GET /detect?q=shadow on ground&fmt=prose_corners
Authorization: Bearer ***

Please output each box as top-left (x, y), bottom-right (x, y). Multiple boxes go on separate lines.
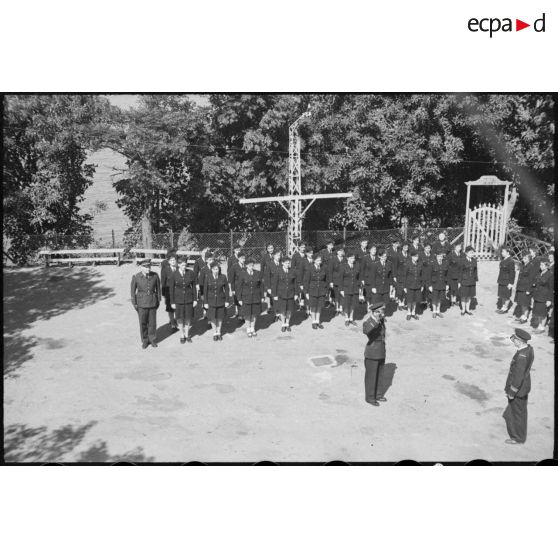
top-left (3, 267), bottom-right (115, 378)
top-left (4, 422), bottom-right (154, 463)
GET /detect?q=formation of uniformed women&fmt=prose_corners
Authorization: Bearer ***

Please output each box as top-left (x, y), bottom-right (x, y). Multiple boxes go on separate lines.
top-left (131, 239), bottom-right (554, 347)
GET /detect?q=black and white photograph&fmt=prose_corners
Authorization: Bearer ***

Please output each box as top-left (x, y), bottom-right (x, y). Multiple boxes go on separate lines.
top-left (3, 93), bottom-right (555, 463)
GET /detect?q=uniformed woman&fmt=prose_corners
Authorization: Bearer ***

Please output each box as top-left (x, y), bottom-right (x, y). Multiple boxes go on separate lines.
top-left (458, 246), bottom-right (478, 316)
top-left (238, 257), bottom-right (265, 337)
top-left (304, 253), bottom-right (328, 329)
top-left (264, 250), bottom-right (282, 318)
top-left (496, 246), bottom-right (516, 314)
top-left (340, 253), bottom-right (361, 326)
top-left (329, 246), bottom-right (345, 316)
top-left (531, 259), bottom-right (552, 334)
top-left (427, 252), bottom-right (449, 318)
top-left (299, 246), bottom-right (315, 317)
top-left (160, 250), bottom-right (179, 330)
top-left (272, 257), bottom-right (299, 332)
top-left (403, 251), bottom-right (423, 320)
top-left (228, 251), bottom-right (246, 321)
top-left (395, 242), bottom-right (410, 310)
top-left (169, 256), bottom-right (196, 343)
top-left (370, 250), bottom-right (392, 305)
top-left (447, 243), bottom-right (464, 308)
top-left (512, 252), bottom-right (535, 324)
top-left (361, 244), bottom-right (378, 304)
top-left (203, 259), bottom-right (230, 341)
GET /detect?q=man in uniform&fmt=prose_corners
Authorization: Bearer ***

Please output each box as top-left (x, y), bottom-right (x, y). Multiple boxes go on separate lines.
top-left (496, 246), bottom-right (516, 314)
top-left (363, 302), bottom-right (387, 407)
top-left (130, 259), bottom-right (161, 349)
top-left (503, 328), bottom-right (535, 444)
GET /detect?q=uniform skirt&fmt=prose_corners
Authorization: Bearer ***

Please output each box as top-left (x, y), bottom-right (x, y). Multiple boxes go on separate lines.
top-left (498, 285), bottom-right (512, 299)
top-left (460, 285), bottom-right (476, 299)
top-left (207, 305), bottom-right (225, 322)
top-left (276, 297), bottom-right (295, 315)
top-left (162, 286), bottom-right (173, 312)
top-left (431, 288), bottom-right (446, 304)
top-left (308, 295), bottom-right (325, 313)
top-left (342, 293), bottom-right (359, 314)
top-left (396, 283), bottom-right (406, 299)
top-left (448, 278), bottom-right (459, 294)
top-left (371, 291), bottom-right (390, 304)
top-left (514, 290), bottom-right (531, 308)
top-left (242, 302), bottom-right (261, 320)
top-left (406, 288), bottom-right (422, 304)
top-left (175, 302), bottom-right (194, 323)
top-left (532, 300), bottom-right (548, 318)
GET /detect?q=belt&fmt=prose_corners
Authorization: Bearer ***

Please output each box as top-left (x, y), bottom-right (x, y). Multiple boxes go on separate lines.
top-left (514, 395), bottom-right (528, 400)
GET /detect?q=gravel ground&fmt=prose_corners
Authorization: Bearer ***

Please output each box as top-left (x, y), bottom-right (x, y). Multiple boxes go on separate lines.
top-left (3, 261), bottom-right (554, 462)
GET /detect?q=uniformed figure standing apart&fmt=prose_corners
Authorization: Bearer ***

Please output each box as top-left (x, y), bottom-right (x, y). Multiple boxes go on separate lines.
top-left (447, 243), bottom-right (464, 308)
top-left (403, 251), bottom-right (423, 321)
top-left (228, 251), bottom-right (246, 321)
top-left (370, 250), bottom-right (392, 305)
top-left (512, 252), bottom-right (535, 324)
top-left (395, 243), bottom-right (410, 310)
top-left (340, 253), bottom-right (362, 326)
top-left (496, 246), bottom-right (516, 314)
top-left (363, 302), bottom-right (388, 407)
top-left (169, 256), bottom-right (196, 343)
top-left (203, 260), bottom-right (230, 341)
top-left (238, 257), bottom-right (265, 337)
top-left (329, 246), bottom-right (346, 316)
top-left (160, 250), bottom-right (179, 330)
top-left (130, 259), bottom-right (161, 349)
top-left (531, 258), bottom-right (552, 335)
top-left (426, 252), bottom-right (449, 318)
top-left (458, 246), bottom-right (478, 316)
top-left (304, 253), bottom-right (328, 330)
top-left (503, 328), bottom-right (534, 444)
top-left (272, 257), bottom-right (299, 332)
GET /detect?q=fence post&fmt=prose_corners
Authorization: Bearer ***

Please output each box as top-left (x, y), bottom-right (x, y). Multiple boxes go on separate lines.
top-left (112, 229), bottom-right (115, 248)
top-left (230, 230), bottom-right (233, 257)
top-left (343, 227), bottom-right (346, 243)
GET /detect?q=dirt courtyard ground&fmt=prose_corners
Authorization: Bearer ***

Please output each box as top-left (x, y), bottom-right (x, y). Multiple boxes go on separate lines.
top-left (3, 261), bottom-right (555, 463)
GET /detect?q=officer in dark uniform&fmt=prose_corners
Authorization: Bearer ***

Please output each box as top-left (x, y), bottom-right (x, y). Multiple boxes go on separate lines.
top-left (261, 243), bottom-right (275, 276)
top-left (272, 257), bottom-right (299, 332)
top-left (361, 245), bottom-right (378, 304)
top-left (329, 246), bottom-right (345, 316)
top-left (447, 243), bottom-right (464, 308)
top-left (130, 259), bottom-right (161, 348)
top-left (458, 246), bottom-right (478, 316)
top-left (496, 246), bottom-right (516, 314)
top-left (426, 252), bottom-right (449, 318)
top-left (203, 260), bottom-right (230, 341)
top-left (370, 250), bottom-right (392, 305)
top-left (160, 250), bottom-right (178, 330)
top-left (512, 252), bottom-right (536, 324)
top-left (503, 328), bottom-right (535, 444)
top-left (238, 257), bottom-right (265, 337)
top-left (403, 251), bottom-right (423, 321)
top-left (228, 251), bottom-right (246, 320)
top-left (410, 236), bottom-right (421, 258)
top-left (340, 252), bottom-right (361, 326)
top-left (169, 256), bottom-right (197, 343)
top-left (362, 302), bottom-right (387, 407)
top-left (304, 253), bottom-right (328, 330)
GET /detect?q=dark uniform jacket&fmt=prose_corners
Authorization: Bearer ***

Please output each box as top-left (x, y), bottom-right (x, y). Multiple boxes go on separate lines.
top-left (198, 263), bottom-right (214, 291)
top-left (272, 268), bottom-right (299, 299)
top-left (421, 252), bottom-right (436, 278)
top-left (290, 251), bottom-right (305, 273)
top-left (404, 261), bottom-right (423, 290)
top-left (203, 273), bottom-right (230, 307)
top-left (459, 257), bottom-right (478, 286)
top-left (341, 262), bottom-right (361, 294)
top-left (304, 264), bottom-right (329, 297)
top-left (320, 248), bottom-right (335, 267)
top-left (160, 260), bottom-right (177, 293)
top-left (426, 261), bottom-right (448, 290)
top-left (497, 256), bottom-right (516, 286)
top-left (396, 252), bottom-right (410, 281)
top-left (505, 345), bottom-right (534, 398)
top-left (131, 271), bottom-right (161, 308)
top-left (193, 256), bottom-right (206, 284)
top-left (299, 257), bottom-right (314, 288)
top-left (363, 314), bottom-right (386, 360)
top-left (356, 247), bottom-right (368, 262)
top-left (361, 255), bottom-right (378, 284)
top-left (261, 252), bottom-right (275, 276)
top-left (432, 240), bottom-right (452, 258)
top-left (516, 263), bottom-right (536, 292)
top-left (329, 256), bottom-right (345, 286)
top-left (238, 269), bottom-right (264, 304)
top-left (448, 251), bottom-right (464, 280)
top-left (228, 262), bottom-right (245, 294)
top-left (264, 259), bottom-right (282, 291)
top-left (532, 270), bottom-right (552, 303)
top-left (169, 269), bottom-right (195, 305)
top-left (410, 243), bottom-right (422, 258)
top-left (386, 247), bottom-right (400, 268)
top-left (371, 261), bottom-right (392, 293)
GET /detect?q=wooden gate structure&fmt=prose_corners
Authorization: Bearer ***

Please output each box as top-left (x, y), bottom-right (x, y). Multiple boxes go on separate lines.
top-left (464, 175), bottom-right (512, 260)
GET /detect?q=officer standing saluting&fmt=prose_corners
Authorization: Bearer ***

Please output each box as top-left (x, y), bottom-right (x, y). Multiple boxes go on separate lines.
top-left (130, 259), bottom-right (161, 349)
top-left (362, 302), bottom-right (388, 407)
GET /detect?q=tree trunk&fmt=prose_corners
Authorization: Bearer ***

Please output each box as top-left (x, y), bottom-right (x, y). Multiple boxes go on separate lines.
top-left (142, 204), bottom-right (153, 249)
top-left (506, 187), bottom-right (518, 221)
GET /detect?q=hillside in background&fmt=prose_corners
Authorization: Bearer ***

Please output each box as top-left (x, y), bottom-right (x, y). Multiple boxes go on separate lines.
top-left (80, 149), bottom-right (129, 243)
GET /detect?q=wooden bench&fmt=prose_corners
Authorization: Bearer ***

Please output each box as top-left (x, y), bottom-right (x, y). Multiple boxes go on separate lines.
top-left (39, 248), bottom-right (125, 267)
top-left (130, 248), bottom-right (202, 268)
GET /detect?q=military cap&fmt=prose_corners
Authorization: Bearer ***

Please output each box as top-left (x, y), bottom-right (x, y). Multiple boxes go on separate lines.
top-left (370, 302), bottom-right (385, 311)
top-left (465, 245), bottom-right (475, 252)
top-left (139, 258), bottom-right (151, 266)
top-left (513, 328), bottom-right (531, 341)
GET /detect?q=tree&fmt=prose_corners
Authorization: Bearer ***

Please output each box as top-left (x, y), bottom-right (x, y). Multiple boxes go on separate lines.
top-left (3, 95), bottom-right (108, 264)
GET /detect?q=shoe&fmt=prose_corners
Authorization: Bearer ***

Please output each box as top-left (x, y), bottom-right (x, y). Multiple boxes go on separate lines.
top-left (318, 323), bottom-right (324, 329)
top-left (281, 326), bottom-right (286, 333)
top-left (312, 323), bottom-right (318, 330)
top-left (350, 320), bottom-right (357, 326)
top-left (247, 332), bottom-right (253, 338)
top-left (345, 320), bottom-right (350, 327)
top-left (218, 335), bottom-right (223, 341)
top-left (142, 341), bottom-right (149, 349)
top-left (186, 337), bottom-right (192, 343)
top-left (151, 342), bottom-right (158, 348)
top-left (180, 337), bottom-right (186, 344)
top-left (505, 438), bottom-right (523, 445)
top-left (461, 311), bottom-right (465, 316)
top-left (532, 329), bottom-right (544, 335)
top-left (519, 318), bottom-right (528, 324)
top-left (286, 326), bottom-right (292, 332)
top-left (465, 311), bottom-right (473, 315)
top-left (412, 315), bottom-right (419, 320)
top-left (432, 313), bottom-right (437, 319)
top-left (207, 323), bottom-right (212, 330)
top-left (252, 331), bottom-right (257, 337)
top-left (437, 313), bottom-right (444, 318)
top-left (213, 335), bottom-right (218, 341)
top-left (366, 399), bottom-right (380, 407)
top-left (406, 315), bottom-right (411, 321)
top-left (377, 397), bottom-right (387, 402)
top-left (267, 309), bottom-right (273, 314)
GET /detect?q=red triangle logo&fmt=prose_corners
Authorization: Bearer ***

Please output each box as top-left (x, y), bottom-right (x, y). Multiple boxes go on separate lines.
top-left (516, 19), bottom-right (530, 31)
